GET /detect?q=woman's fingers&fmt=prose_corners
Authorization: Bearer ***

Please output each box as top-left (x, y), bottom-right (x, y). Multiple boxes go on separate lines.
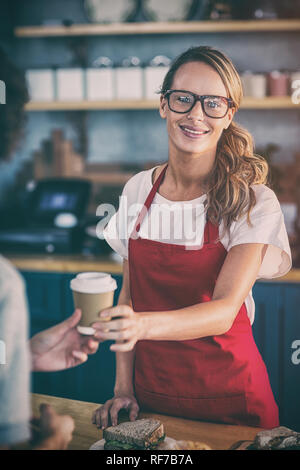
top-left (110, 340), bottom-right (136, 352)
top-left (94, 326), bottom-right (136, 342)
top-left (92, 406), bottom-right (102, 425)
top-left (109, 398), bottom-right (128, 427)
top-left (128, 401), bottom-right (139, 422)
top-left (92, 318), bottom-right (132, 333)
top-left (92, 403), bottom-right (104, 426)
top-left (99, 305), bottom-right (134, 320)
top-left (93, 402), bottom-right (111, 429)
top-left (92, 307), bottom-right (141, 350)
top-left (92, 397), bottom-right (137, 429)
top-left (99, 405), bottom-right (110, 429)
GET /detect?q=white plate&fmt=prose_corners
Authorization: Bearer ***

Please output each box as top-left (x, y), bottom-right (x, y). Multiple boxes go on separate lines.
top-left (144, 0), bottom-right (193, 22)
top-left (85, 0), bottom-right (135, 23)
top-left (89, 436), bottom-right (179, 450)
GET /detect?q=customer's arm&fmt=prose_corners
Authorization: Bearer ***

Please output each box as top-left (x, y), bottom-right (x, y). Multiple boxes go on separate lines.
top-left (30, 309), bottom-right (99, 372)
top-left (0, 260), bottom-right (31, 448)
top-left (0, 258), bottom-right (76, 450)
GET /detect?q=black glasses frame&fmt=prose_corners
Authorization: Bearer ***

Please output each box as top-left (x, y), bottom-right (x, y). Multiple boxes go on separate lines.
top-left (163, 89), bottom-right (234, 119)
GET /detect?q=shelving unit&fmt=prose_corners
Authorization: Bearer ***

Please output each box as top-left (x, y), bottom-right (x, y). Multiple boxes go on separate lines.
top-left (25, 96), bottom-right (298, 112)
top-left (14, 19), bottom-right (300, 37)
top-left (17, 19), bottom-right (300, 187)
top-left (19, 20), bottom-right (299, 113)
top-left (25, 99), bottom-right (160, 111)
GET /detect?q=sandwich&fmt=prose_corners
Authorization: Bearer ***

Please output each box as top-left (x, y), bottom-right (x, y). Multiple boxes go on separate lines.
top-left (103, 418), bottom-right (165, 450)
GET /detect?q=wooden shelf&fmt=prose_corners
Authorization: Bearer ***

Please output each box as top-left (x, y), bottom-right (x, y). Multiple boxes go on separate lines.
top-left (14, 20), bottom-right (300, 37)
top-left (25, 99), bottom-right (160, 111)
top-left (241, 96), bottom-right (299, 109)
top-left (7, 254), bottom-right (123, 274)
top-left (25, 96), bottom-right (299, 112)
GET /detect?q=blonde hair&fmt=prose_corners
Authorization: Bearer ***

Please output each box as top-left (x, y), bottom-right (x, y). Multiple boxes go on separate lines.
top-left (161, 46), bottom-right (269, 230)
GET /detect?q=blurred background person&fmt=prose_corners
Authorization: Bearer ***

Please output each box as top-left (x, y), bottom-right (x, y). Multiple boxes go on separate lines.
top-left (0, 46), bottom-right (99, 450)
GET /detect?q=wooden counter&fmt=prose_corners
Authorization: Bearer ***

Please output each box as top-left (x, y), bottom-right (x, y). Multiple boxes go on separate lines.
top-left (6, 253), bottom-right (300, 282)
top-left (31, 393), bottom-right (260, 450)
top-left (6, 254), bottom-right (123, 275)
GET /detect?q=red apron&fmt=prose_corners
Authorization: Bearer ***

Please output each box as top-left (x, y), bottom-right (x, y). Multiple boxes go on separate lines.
top-left (128, 164), bottom-right (279, 428)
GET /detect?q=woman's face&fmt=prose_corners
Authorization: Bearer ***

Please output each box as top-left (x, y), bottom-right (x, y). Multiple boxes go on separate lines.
top-left (160, 61), bottom-right (235, 158)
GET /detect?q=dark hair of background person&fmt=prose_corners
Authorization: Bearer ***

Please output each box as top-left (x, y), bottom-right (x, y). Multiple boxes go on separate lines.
top-left (0, 46), bottom-right (29, 162)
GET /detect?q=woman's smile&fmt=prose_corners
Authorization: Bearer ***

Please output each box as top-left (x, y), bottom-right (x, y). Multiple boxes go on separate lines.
top-left (179, 124), bottom-right (210, 140)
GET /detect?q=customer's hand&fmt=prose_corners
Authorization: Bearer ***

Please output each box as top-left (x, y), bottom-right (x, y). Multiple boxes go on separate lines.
top-left (31, 404), bottom-right (74, 450)
top-left (92, 394), bottom-right (139, 429)
top-left (92, 305), bottom-right (144, 352)
top-left (30, 309), bottom-right (100, 371)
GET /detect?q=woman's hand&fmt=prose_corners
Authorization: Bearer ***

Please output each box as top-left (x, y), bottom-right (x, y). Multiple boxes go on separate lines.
top-left (30, 309), bottom-right (100, 371)
top-left (92, 305), bottom-right (144, 352)
top-left (92, 394), bottom-right (139, 429)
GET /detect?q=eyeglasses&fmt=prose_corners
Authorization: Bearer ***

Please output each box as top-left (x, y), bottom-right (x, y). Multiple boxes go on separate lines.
top-left (163, 89), bottom-right (234, 119)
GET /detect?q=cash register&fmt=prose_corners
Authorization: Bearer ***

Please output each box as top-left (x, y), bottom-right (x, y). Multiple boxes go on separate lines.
top-left (0, 178), bottom-right (91, 254)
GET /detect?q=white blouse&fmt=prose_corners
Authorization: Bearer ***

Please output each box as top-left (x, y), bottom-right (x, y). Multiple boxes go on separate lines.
top-left (103, 166), bottom-right (292, 324)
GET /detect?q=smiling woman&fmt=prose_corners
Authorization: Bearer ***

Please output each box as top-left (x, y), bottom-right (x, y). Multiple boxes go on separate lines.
top-left (159, 47), bottom-right (269, 229)
top-left (92, 46), bottom-right (291, 431)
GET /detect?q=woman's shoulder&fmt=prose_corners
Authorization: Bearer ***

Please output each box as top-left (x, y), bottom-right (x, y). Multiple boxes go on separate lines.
top-left (251, 183), bottom-right (281, 212)
top-left (151, 163), bottom-right (168, 185)
top-left (122, 164), bottom-right (166, 198)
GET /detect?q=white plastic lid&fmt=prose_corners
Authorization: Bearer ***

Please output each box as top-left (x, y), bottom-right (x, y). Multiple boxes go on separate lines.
top-left (70, 272), bottom-right (117, 294)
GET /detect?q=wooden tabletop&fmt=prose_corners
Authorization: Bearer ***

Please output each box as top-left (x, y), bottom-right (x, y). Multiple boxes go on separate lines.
top-left (31, 393), bottom-right (260, 450)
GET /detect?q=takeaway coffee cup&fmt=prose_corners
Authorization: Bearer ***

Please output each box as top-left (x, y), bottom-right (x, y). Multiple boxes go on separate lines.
top-left (70, 272), bottom-right (117, 335)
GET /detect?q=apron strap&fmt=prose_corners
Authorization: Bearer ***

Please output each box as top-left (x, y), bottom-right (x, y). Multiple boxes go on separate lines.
top-left (132, 163), bottom-right (219, 244)
top-left (134, 164), bottom-right (168, 234)
top-left (203, 215), bottom-right (219, 245)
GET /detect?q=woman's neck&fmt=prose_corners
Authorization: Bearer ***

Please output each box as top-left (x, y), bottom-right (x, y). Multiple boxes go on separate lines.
top-left (158, 149), bottom-right (216, 201)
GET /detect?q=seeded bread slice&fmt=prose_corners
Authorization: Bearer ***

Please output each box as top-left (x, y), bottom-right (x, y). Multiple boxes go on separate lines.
top-left (103, 419), bottom-right (164, 449)
top-left (253, 426), bottom-right (300, 450)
